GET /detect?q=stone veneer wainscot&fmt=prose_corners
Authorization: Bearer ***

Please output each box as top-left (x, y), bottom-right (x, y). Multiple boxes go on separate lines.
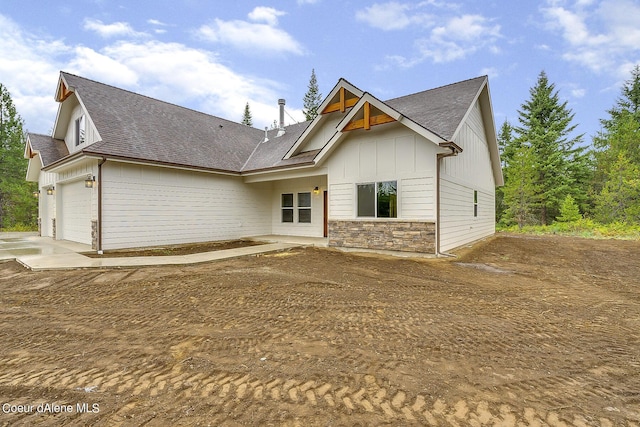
top-left (328, 220), bottom-right (436, 253)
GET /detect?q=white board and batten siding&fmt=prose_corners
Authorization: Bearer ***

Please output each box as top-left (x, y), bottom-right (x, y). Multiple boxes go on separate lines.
top-left (101, 162), bottom-right (272, 250)
top-left (63, 102), bottom-right (99, 155)
top-left (439, 100), bottom-right (496, 252)
top-left (326, 123), bottom-right (439, 221)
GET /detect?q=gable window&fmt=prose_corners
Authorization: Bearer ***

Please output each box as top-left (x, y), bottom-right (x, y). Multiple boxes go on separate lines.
top-left (282, 193), bottom-right (294, 223)
top-left (75, 115), bottom-right (85, 146)
top-left (298, 192), bottom-right (311, 223)
top-left (357, 181), bottom-right (397, 218)
top-left (473, 190), bottom-right (478, 217)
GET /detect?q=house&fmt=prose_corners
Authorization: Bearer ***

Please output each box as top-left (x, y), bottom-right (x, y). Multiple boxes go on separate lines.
top-left (25, 72), bottom-right (503, 254)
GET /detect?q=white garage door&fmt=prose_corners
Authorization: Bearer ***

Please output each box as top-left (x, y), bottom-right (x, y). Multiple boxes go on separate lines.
top-left (60, 181), bottom-right (91, 245)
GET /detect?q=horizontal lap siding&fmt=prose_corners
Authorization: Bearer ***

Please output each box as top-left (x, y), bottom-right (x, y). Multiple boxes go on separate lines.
top-left (329, 183), bottom-right (353, 219)
top-left (102, 163), bottom-right (271, 250)
top-left (401, 177), bottom-right (434, 219)
top-left (439, 177), bottom-right (495, 252)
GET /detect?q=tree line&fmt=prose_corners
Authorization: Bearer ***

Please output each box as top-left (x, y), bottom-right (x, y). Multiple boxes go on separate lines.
top-left (497, 66), bottom-right (640, 228)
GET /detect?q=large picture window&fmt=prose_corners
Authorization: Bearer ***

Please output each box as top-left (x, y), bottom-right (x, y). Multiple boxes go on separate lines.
top-left (357, 181), bottom-right (397, 218)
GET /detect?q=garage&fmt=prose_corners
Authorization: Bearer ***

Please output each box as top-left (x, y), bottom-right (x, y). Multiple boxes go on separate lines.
top-left (59, 180), bottom-right (91, 245)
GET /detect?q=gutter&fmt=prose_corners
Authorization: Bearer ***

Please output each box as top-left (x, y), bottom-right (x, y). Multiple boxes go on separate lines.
top-left (436, 142), bottom-right (463, 257)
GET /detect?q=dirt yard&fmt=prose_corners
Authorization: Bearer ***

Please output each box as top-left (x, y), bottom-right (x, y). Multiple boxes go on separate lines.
top-left (0, 234), bottom-right (638, 426)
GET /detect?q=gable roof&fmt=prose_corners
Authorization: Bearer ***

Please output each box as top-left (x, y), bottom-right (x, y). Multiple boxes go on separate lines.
top-left (385, 75), bottom-right (487, 141)
top-left (27, 133), bottom-right (69, 167)
top-left (39, 72), bottom-right (499, 182)
top-left (59, 72), bottom-right (264, 172)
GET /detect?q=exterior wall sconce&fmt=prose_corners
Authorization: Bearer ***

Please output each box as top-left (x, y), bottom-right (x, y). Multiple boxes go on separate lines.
top-left (85, 175), bottom-right (96, 188)
top-left (46, 187), bottom-right (55, 196)
top-left (33, 190), bottom-right (40, 198)
top-left (313, 186), bottom-right (320, 195)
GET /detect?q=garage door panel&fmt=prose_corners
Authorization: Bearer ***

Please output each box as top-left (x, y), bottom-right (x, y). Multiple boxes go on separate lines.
top-left (60, 181), bottom-right (91, 245)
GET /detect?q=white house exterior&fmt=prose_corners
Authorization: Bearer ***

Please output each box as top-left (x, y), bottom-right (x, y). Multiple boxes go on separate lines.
top-left (25, 72), bottom-right (502, 254)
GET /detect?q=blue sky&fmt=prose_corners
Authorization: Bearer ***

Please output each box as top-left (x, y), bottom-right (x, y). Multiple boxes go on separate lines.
top-left (1, 0), bottom-right (639, 143)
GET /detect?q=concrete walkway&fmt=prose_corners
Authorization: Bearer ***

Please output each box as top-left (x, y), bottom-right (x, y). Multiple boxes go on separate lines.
top-left (0, 234), bottom-right (309, 271)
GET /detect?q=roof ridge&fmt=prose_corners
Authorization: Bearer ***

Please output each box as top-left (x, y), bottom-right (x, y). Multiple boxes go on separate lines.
top-left (60, 71), bottom-right (264, 134)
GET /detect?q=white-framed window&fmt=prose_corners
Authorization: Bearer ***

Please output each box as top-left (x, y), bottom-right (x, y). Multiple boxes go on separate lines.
top-left (281, 192), bottom-right (313, 223)
top-left (357, 181), bottom-right (397, 218)
top-left (282, 193), bottom-right (294, 223)
top-left (298, 192), bottom-right (311, 223)
top-left (75, 115), bottom-right (85, 146)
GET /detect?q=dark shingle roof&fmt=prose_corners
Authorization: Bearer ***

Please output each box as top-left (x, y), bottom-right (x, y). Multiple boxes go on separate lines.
top-left (45, 72), bottom-right (486, 174)
top-left (28, 133), bottom-right (69, 167)
top-left (385, 76), bottom-right (486, 141)
top-left (241, 122), bottom-right (313, 172)
top-left (62, 72), bottom-right (264, 172)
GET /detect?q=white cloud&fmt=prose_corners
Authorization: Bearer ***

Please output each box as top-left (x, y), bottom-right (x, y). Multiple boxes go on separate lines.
top-left (355, 2), bottom-right (432, 31)
top-left (541, 0), bottom-right (640, 78)
top-left (0, 13), bottom-right (291, 133)
top-left (83, 18), bottom-right (147, 38)
top-left (357, 3), bottom-right (500, 66)
top-left (195, 8), bottom-right (304, 55)
top-left (416, 14), bottom-right (501, 63)
top-left (248, 7), bottom-right (286, 26)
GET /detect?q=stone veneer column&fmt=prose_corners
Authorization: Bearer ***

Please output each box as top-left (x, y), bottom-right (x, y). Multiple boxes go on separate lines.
top-left (328, 220), bottom-right (436, 253)
top-left (52, 218), bottom-right (56, 239)
top-left (91, 220), bottom-right (98, 250)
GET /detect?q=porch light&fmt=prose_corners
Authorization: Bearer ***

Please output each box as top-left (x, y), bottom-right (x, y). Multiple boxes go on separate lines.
top-left (85, 175), bottom-right (96, 188)
top-left (33, 190), bottom-right (40, 198)
top-left (46, 187), bottom-right (55, 196)
top-left (313, 186), bottom-right (320, 195)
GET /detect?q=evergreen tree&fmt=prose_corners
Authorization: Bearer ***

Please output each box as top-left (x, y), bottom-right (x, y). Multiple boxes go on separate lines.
top-left (495, 120), bottom-right (516, 223)
top-left (592, 65), bottom-right (640, 223)
top-left (0, 83), bottom-right (36, 229)
top-left (501, 144), bottom-right (540, 228)
top-left (556, 195), bottom-right (582, 222)
top-left (302, 69), bottom-right (322, 121)
top-left (594, 152), bottom-right (640, 224)
top-left (241, 102), bottom-right (253, 126)
top-left (514, 71), bottom-right (588, 225)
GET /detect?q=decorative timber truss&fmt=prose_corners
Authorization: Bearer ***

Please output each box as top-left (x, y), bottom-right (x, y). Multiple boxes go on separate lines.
top-left (321, 86), bottom-right (397, 131)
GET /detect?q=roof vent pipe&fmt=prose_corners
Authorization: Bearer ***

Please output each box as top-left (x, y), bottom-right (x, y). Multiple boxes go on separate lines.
top-left (264, 126), bottom-right (269, 143)
top-left (277, 99), bottom-right (286, 137)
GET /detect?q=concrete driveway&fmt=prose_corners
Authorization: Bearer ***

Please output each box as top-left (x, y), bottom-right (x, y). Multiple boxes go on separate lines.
top-left (0, 232), bottom-right (91, 261)
top-left (0, 232), bottom-right (300, 271)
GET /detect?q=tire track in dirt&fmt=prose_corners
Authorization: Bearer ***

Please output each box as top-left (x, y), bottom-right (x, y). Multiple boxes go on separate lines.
top-left (0, 366), bottom-right (624, 426)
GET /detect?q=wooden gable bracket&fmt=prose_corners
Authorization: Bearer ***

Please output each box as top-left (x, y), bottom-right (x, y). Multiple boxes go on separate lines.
top-left (56, 81), bottom-right (72, 102)
top-left (342, 102), bottom-right (396, 132)
top-left (322, 87), bottom-right (359, 114)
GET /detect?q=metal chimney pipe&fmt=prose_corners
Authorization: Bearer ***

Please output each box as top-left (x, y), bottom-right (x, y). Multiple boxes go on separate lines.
top-left (278, 99), bottom-right (285, 130)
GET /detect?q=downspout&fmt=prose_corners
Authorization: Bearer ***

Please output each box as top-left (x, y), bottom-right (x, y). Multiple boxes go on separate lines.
top-left (436, 142), bottom-right (462, 257)
top-left (97, 157), bottom-right (106, 254)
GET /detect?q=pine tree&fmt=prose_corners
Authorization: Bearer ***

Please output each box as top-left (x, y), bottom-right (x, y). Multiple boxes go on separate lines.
top-left (495, 120), bottom-right (516, 223)
top-left (0, 83), bottom-right (36, 229)
top-left (241, 102), bottom-right (253, 126)
top-left (556, 195), bottom-right (582, 222)
top-left (303, 69), bottom-right (322, 121)
top-left (501, 144), bottom-right (539, 228)
top-left (514, 71), bottom-right (588, 225)
top-left (592, 65), bottom-right (640, 223)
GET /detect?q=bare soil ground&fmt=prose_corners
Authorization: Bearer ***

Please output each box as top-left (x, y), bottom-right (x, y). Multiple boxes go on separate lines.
top-left (82, 240), bottom-right (263, 258)
top-left (0, 234), bottom-right (639, 426)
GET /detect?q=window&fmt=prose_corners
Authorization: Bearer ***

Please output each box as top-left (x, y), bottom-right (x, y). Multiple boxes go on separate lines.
top-left (357, 181), bottom-right (397, 218)
top-left (282, 193), bottom-right (293, 222)
top-left (75, 115), bottom-right (85, 146)
top-left (473, 190), bottom-right (478, 217)
top-left (298, 192), bottom-right (311, 223)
